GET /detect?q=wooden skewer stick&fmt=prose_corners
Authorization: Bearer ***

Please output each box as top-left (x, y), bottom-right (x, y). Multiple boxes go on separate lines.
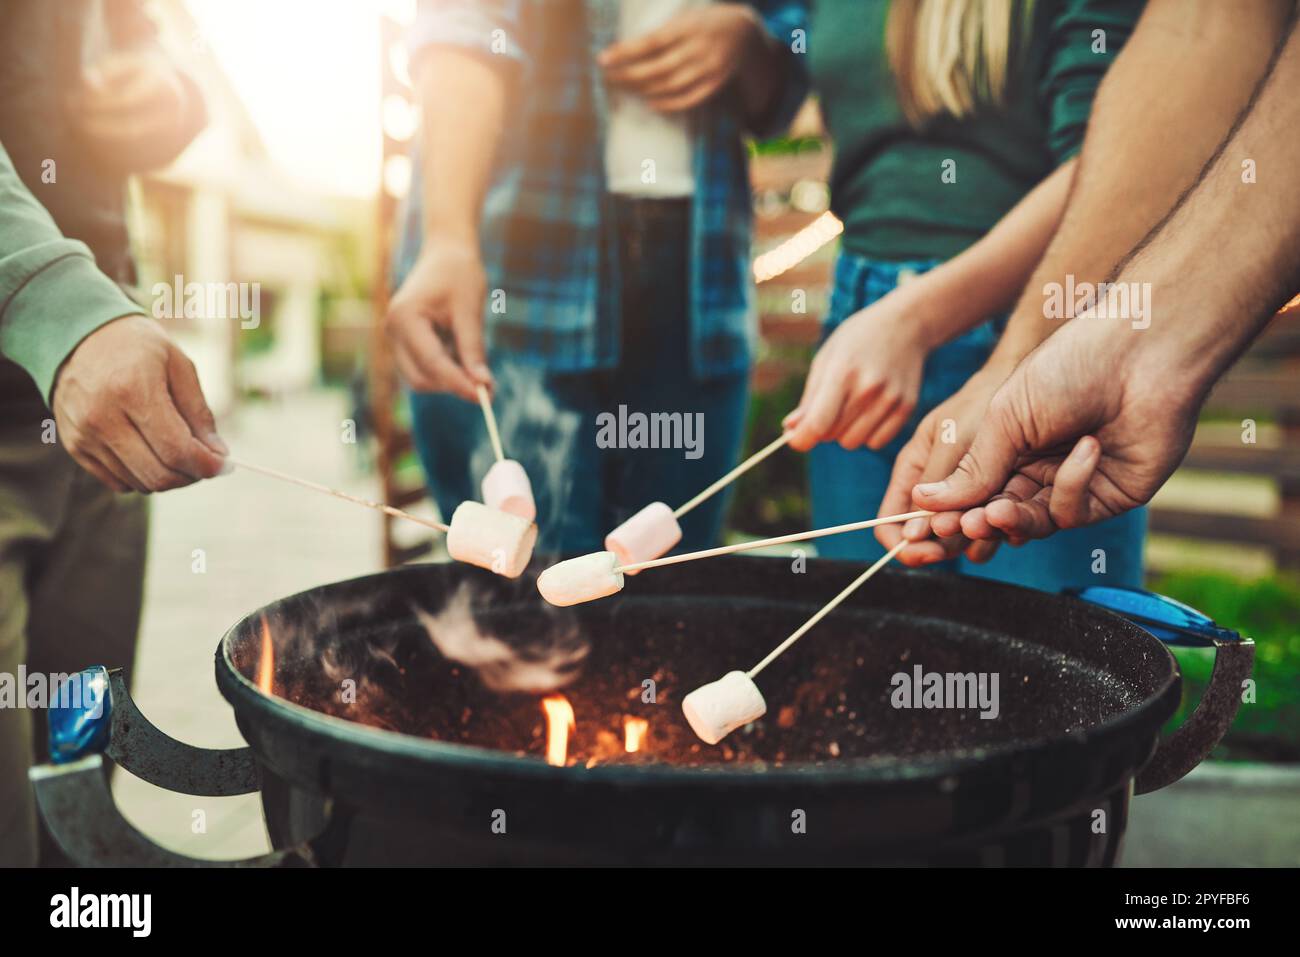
top-left (227, 457), bottom-right (450, 533)
top-left (673, 432), bottom-right (790, 519)
top-left (614, 509), bottom-right (930, 574)
top-left (476, 384), bottom-right (506, 463)
top-left (748, 539), bottom-right (906, 679)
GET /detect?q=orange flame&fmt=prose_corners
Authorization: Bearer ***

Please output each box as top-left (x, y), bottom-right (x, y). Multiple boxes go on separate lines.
top-left (541, 695), bottom-right (575, 767)
top-left (256, 618), bottom-right (275, 695)
top-left (623, 716), bottom-right (648, 753)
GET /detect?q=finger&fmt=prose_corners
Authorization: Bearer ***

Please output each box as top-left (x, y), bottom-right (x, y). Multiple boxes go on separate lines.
top-left (105, 417), bottom-right (192, 492)
top-left (166, 350), bottom-right (229, 465)
top-left (450, 289), bottom-right (491, 392)
top-left (929, 510), bottom-right (965, 538)
top-left (786, 367), bottom-right (846, 452)
top-left (69, 445), bottom-right (130, 493)
top-left (598, 24), bottom-right (681, 68)
top-left (645, 78), bottom-right (722, 113)
top-left (836, 390), bottom-right (893, 451)
top-left (864, 398), bottom-right (914, 451)
top-left (604, 47), bottom-right (693, 93)
top-left (395, 317), bottom-right (477, 399)
top-left (126, 398), bottom-right (219, 484)
top-left (92, 443), bottom-right (143, 493)
top-left (913, 393), bottom-right (1025, 512)
top-left (1048, 436), bottom-right (1101, 529)
top-left (986, 493), bottom-right (1059, 541)
top-left (964, 539), bottom-right (1001, 563)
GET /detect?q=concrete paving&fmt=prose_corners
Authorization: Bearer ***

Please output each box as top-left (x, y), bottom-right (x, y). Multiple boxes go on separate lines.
top-left (112, 388), bottom-right (383, 860)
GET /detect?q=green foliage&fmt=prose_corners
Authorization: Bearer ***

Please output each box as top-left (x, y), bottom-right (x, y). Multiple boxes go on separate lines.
top-left (1155, 570), bottom-right (1300, 762)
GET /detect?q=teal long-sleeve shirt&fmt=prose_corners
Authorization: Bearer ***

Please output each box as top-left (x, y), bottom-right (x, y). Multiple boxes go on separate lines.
top-left (0, 139), bottom-right (144, 407)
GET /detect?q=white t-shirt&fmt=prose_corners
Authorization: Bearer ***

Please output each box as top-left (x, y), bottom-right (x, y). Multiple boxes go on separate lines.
top-left (604, 0), bottom-right (704, 197)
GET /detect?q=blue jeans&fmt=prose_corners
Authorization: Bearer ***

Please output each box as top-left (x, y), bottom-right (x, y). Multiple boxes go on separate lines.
top-left (810, 253), bottom-right (1146, 592)
top-left (409, 198), bottom-right (750, 555)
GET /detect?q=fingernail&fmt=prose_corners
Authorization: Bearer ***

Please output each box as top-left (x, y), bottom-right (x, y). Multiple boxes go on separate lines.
top-left (903, 517), bottom-right (927, 539)
top-left (783, 409), bottom-right (802, 427)
top-left (218, 459), bottom-right (234, 476)
top-left (914, 480), bottom-right (947, 497)
top-left (205, 432), bottom-right (230, 455)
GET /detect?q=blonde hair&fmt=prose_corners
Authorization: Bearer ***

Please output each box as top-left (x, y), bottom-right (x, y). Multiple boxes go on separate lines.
top-left (886, 0), bottom-right (1032, 126)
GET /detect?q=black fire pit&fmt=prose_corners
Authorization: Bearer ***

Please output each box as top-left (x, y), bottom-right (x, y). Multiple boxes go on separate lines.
top-left (30, 556), bottom-right (1252, 866)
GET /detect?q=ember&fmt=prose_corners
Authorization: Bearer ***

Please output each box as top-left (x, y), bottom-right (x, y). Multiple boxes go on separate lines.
top-left (541, 695), bottom-right (574, 766)
top-left (623, 716), bottom-right (648, 753)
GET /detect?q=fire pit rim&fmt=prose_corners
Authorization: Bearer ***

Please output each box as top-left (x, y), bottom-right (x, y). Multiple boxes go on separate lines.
top-left (215, 560), bottom-right (1184, 787)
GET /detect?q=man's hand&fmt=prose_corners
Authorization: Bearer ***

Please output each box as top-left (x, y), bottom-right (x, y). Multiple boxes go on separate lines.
top-left (784, 291), bottom-right (931, 453)
top-left (66, 51), bottom-right (200, 167)
top-left (384, 239), bottom-right (491, 401)
top-left (52, 315), bottom-right (228, 493)
top-left (874, 362), bottom-right (1013, 566)
top-left (598, 4), bottom-right (769, 113)
top-left (911, 317), bottom-right (1201, 541)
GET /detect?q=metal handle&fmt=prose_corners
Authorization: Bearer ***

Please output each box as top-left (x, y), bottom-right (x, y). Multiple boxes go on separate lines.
top-left (1069, 586), bottom-right (1255, 794)
top-left (48, 666), bottom-right (258, 795)
top-left (31, 666), bottom-right (348, 866)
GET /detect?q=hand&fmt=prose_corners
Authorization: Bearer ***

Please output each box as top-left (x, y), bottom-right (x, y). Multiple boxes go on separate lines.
top-left (384, 239), bottom-right (491, 401)
top-left (598, 4), bottom-right (767, 113)
top-left (911, 317), bottom-right (1201, 541)
top-left (874, 362), bottom-right (1013, 566)
top-left (52, 315), bottom-right (228, 493)
top-left (67, 51), bottom-right (195, 158)
top-left (783, 291), bottom-right (929, 453)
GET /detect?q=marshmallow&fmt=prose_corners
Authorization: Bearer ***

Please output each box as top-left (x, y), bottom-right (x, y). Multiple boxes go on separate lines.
top-left (445, 501), bottom-right (538, 578)
top-left (604, 502), bottom-right (682, 574)
top-left (536, 551), bottom-right (625, 606)
top-left (481, 459), bottom-right (536, 521)
top-left (682, 671), bottom-right (767, 745)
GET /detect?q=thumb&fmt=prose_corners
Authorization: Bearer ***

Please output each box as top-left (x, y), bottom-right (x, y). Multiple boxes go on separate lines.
top-left (167, 347), bottom-right (228, 464)
top-left (912, 395), bottom-right (1023, 511)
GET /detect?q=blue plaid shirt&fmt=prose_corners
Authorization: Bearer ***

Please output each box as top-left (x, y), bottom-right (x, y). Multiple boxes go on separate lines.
top-left (397, 0), bottom-right (809, 378)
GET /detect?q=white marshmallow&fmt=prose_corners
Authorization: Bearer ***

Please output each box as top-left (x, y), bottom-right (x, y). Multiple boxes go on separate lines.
top-left (682, 671), bottom-right (767, 745)
top-left (481, 459), bottom-right (536, 521)
top-left (604, 501), bottom-right (682, 574)
top-left (445, 501), bottom-right (538, 579)
top-left (536, 551), bottom-right (625, 606)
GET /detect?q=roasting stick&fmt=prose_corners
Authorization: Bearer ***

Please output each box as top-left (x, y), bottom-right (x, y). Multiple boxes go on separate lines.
top-left (673, 432), bottom-right (790, 519)
top-left (605, 431), bottom-right (793, 572)
top-left (226, 457), bottom-right (450, 533)
top-left (614, 509), bottom-right (930, 574)
top-left (476, 384), bottom-right (506, 464)
top-left (748, 539), bottom-right (907, 679)
top-left (681, 540), bottom-right (908, 744)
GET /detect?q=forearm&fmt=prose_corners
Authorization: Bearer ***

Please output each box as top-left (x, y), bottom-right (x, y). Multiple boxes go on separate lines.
top-left (0, 142), bottom-right (143, 403)
top-left (900, 159), bottom-right (1075, 351)
top-left (1128, 17), bottom-right (1300, 394)
top-left (993, 0), bottom-right (1293, 367)
top-left (414, 47), bottom-right (511, 244)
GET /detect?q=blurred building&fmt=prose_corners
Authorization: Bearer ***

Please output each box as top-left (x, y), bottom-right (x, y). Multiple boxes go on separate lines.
top-left (128, 0), bottom-right (375, 416)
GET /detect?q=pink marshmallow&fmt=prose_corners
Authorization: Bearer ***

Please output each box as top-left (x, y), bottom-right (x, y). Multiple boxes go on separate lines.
top-left (481, 459), bottom-right (536, 521)
top-left (604, 501), bottom-right (681, 574)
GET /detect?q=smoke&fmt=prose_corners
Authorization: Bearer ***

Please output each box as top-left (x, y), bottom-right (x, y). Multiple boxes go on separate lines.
top-left (414, 582), bottom-right (588, 693)
top-left (478, 361), bottom-right (583, 553)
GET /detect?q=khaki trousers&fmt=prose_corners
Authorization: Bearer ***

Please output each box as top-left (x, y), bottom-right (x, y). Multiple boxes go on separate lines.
top-left (0, 398), bottom-right (147, 867)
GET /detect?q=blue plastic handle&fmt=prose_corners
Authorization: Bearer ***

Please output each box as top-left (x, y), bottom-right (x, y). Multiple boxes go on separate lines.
top-left (48, 666), bottom-right (113, 764)
top-left (1067, 586), bottom-right (1242, 647)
